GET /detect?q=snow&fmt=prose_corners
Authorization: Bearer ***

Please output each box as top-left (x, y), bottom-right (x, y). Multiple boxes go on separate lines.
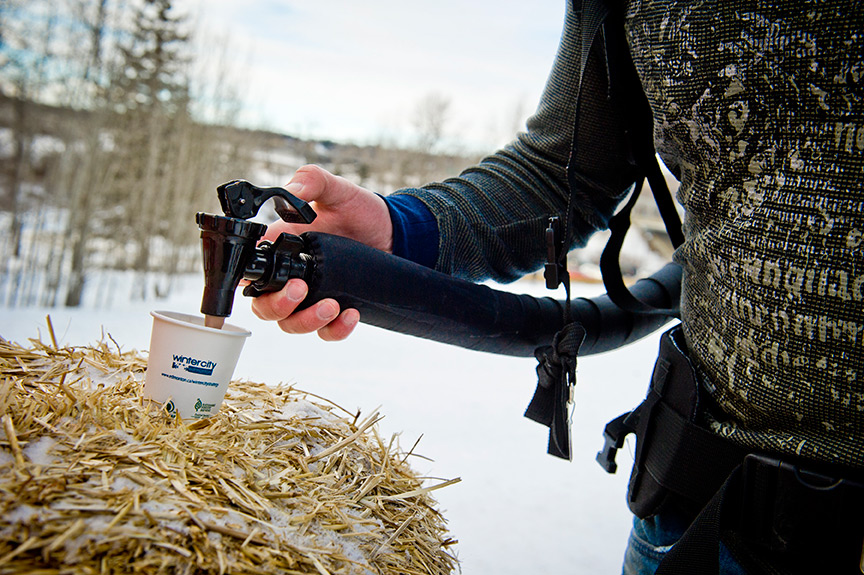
top-left (0, 273), bottom-right (666, 575)
top-left (22, 435), bottom-right (61, 466)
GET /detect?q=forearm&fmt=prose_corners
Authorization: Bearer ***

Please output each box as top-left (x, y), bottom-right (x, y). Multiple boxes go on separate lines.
top-left (390, 0), bottom-right (638, 284)
top-left (400, 145), bottom-right (574, 283)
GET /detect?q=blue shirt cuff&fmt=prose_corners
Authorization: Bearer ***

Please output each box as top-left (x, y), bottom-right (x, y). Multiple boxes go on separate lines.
top-left (382, 194), bottom-right (439, 269)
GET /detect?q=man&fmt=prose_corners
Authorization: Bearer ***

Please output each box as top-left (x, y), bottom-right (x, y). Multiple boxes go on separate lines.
top-left (252, 1), bottom-right (864, 572)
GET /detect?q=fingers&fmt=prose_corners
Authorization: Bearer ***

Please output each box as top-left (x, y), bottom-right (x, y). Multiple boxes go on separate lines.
top-left (260, 165), bottom-right (349, 242)
top-left (274, 301), bottom-right (359, 342)
top-left (250, 279), bottom-right (308, 321)
top-left (317, 308), bottom-right (360, 342)
top-left (275, 164), bottom-right (393, 253)
top-left (250, 279), bottom-right (359, 341)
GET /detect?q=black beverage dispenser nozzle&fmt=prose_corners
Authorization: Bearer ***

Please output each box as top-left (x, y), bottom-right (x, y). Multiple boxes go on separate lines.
top-left (196, 180), bottom-right (317, 327)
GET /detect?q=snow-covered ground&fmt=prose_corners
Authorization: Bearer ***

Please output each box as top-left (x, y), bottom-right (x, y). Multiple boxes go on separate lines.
top-left (1, 274), bottom-right (667, 575)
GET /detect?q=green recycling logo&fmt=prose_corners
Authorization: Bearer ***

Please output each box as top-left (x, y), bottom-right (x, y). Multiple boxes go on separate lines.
top-left (194, 398), bottom-right (216, 414)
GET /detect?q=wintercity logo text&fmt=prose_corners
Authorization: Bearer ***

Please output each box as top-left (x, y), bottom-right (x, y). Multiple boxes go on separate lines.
top-left (171, 354), bottom-right (217, 376)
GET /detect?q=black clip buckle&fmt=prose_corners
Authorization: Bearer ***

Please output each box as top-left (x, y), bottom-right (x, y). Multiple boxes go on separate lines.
top-left (596, 411), bottom-right (634, 474)
top-left (544, 216), bottom-right (566, 289)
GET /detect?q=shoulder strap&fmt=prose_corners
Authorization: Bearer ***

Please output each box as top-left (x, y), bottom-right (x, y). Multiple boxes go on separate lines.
top-left (529, 0), bottom-right (617, 461)
top-left (598, 3), bottom-right (683, 317)
top-left (529, 0), bottom-right (684, 460)
top-left (564, 0), bottom-right (683, 317)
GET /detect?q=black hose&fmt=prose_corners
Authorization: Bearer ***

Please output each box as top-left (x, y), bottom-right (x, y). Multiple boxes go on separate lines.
top-left (299, 232), bottom-right (681, 357)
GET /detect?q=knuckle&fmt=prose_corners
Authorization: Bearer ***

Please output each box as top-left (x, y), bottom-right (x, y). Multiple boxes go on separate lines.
top-left (276, 321), bottom-right (298, 334)
top-left (277, 308), bottom-right (323, 335)
top-left (318, 325), bottom-right (345, 342)
top-left (319, 310), bottom-right (358, 342)
top-left (276, 316), bottom-right (304, 334)
top-left (252, 292), bottom-right (295, 322)
top-left (250, 297), bottom-right (272, 320)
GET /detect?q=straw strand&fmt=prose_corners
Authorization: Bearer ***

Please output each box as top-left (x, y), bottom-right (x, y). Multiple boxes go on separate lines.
top-left (0, 334), bottom-right (458, 575)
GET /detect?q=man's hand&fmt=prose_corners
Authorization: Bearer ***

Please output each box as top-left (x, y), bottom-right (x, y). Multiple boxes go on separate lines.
top-left (260, 164), bottom-right (393, 251)
top-left (251, 278), bottom-right (360, 341)
top-left (250, 165), bottom-right (391, 341)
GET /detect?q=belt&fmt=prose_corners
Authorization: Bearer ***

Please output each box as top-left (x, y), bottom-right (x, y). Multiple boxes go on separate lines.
top-left (599, 326), bottom-right (864, 574)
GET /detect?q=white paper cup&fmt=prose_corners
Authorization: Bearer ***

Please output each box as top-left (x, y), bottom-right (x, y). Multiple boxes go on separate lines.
top-left (143, 311), bottom-right (251, 420)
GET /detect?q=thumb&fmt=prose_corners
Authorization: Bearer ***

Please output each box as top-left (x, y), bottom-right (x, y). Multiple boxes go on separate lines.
top-left (286, 164), bottom-right (355, 208)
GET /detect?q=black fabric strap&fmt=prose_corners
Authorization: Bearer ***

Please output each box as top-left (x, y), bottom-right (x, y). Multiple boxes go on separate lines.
top-left (656, 454), bottom-right (864, 575)
top-left (525, 323), bottom-right (586, 459)
top-left (598, 2), bottom-right (684, 317)
top-left (526, 0), bottom-right (618, 460)
top-left (528, 0), bottom-right (683, 459)
top-left (654, 466), bottom-right (740, 575)
top-left (643, 401), bottom-right (747, 504)
top-left (599, 175), bottom-right (681, 316)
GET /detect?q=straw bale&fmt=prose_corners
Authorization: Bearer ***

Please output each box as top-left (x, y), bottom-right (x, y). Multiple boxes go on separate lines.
top-left (0, 327), bottom-right (459, 575)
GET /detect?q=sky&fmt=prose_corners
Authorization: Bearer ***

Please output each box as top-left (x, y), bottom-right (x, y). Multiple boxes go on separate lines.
top-left (180, 0), bottom-right (567, 151)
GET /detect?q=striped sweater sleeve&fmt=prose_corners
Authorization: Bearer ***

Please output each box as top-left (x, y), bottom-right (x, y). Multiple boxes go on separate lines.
top-left (389, 0), bottom-right (640, 284)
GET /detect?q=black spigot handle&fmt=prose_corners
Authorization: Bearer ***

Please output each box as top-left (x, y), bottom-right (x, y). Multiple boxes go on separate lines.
top-left (217, 179), bottom-right (317, 224)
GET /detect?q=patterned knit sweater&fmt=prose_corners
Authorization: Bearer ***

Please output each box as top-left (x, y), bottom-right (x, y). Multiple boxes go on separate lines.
top-left (393, 0), bottom-right (864, 468)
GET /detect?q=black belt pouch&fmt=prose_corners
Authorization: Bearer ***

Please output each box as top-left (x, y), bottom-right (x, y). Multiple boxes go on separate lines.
top-left (624, 326), bottom-right (746, 519)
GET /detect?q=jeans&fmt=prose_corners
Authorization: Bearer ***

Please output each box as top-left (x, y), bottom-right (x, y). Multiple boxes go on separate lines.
top-left (621, 512), bottom-right (749, 575)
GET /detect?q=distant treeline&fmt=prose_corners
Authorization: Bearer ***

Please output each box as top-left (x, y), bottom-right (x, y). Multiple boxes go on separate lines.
top-left (0, 0), bottom-right (479, 309)
top-left (0, 0), bottom-right (262, 308)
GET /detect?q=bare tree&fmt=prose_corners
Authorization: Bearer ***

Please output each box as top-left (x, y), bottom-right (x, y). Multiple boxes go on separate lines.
top-left (59, 0), bottom-right (194, 305)
top-left (0, 1), bottom-right (488, 310)
top-left (0, 0), bottom-right (259, 308)
top-left (412, 92), bottom-right (451, 154)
